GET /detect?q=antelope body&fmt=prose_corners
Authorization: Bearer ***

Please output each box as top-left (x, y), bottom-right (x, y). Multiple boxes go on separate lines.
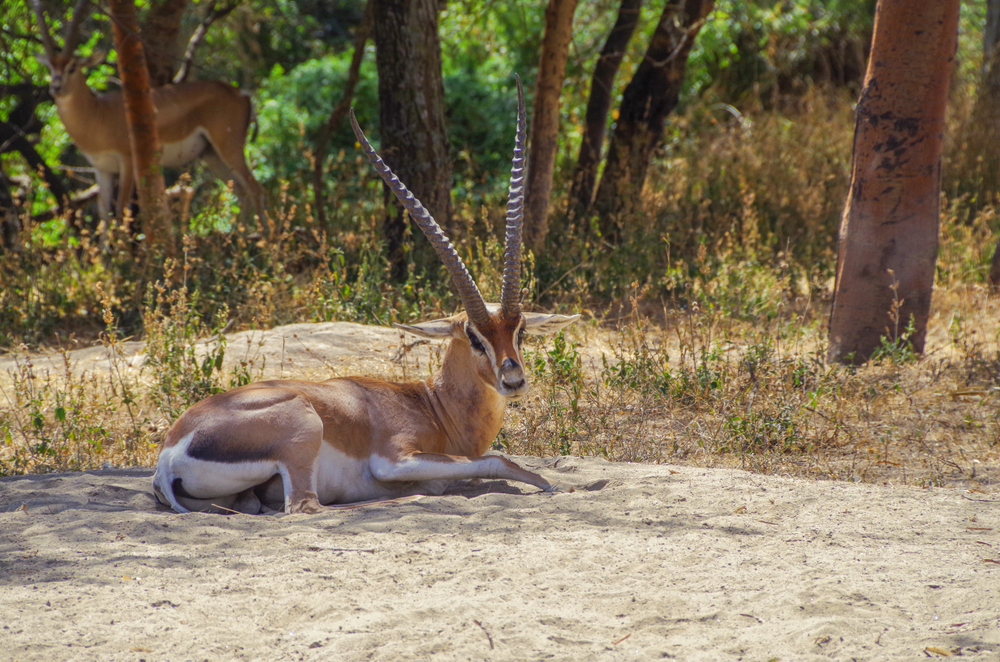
top-left (32, 0), bottom-right (264, 221)
top-left (153, 77), bottom-right (579, 514)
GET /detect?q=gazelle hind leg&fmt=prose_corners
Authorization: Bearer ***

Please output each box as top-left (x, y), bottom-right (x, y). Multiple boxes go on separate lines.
top-left (202, 146), bottom-right (265, 224)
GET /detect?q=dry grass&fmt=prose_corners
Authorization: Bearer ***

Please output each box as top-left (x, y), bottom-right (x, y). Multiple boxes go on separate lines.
top-left (2, 276), bottom-right (996, 489)
top-left (504, 282), bottom-right (1000, 490)
top-left (1, 89), bottom-right (998, 489)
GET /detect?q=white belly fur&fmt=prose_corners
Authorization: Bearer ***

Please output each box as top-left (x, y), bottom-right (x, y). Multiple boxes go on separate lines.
top-left (83, 150), bottom-right (125, 174)
top-left (315, 443), bottom-right (408, 504)
top-left (161, 130), bottom-right (209, 167)
top-left (81, 130), bottom-right (207, 174)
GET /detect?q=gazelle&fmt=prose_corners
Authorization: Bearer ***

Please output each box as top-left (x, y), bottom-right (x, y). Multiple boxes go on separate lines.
top-left (32, 0), bottom-right (264, 222)
top-left (153, 77), bottom-right (580, 514)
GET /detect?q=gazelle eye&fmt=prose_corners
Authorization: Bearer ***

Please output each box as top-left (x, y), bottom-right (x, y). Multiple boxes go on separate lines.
top-left (517, 328), bottom-right (525, 346)
top-left (467, 328), bottom-right (486, 355)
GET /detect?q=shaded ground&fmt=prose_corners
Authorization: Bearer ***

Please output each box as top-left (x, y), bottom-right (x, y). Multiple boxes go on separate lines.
top-left (1, 456), bottom-right (997, 661)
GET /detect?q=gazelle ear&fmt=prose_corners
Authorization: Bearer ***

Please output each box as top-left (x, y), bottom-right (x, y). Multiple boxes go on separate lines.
top-left (83, 50), bottom-right (105, 67)
top-left (393, 319), bottom-right (457, 340)
top-left (35, 52), bottom-right (52, 67)
top-left (523, 312), bottom-right (581, 336)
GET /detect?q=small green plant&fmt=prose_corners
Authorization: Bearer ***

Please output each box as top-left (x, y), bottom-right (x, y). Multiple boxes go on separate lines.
top-left (522, 332), bottom-right (586, 455)
top-left (141, 284), bottom-right (255, 422)
top-left (719, 406), bottom-right (803, 455)
top-left (870, 315), bottom-right (919, 365)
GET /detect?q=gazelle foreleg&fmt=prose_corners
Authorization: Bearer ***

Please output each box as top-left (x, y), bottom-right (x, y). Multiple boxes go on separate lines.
top-left (115, 165), bottom-right (134, 224)
top-left (369, 452), bottom-right (570, 494)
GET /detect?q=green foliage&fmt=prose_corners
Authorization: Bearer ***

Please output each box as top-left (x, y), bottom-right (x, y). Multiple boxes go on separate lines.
top-left (688, 0), bottom-right (876, 103)
top-left (870, 315), bottom-right (920, 366)
top-left (254, 52), bottom-right (379, 187)
top-left (720, 405), bottom-right (803, 455)
top-left (142, 286), bottom-right (236, 422)
top-left (522, 332), bottom-right (585, 455)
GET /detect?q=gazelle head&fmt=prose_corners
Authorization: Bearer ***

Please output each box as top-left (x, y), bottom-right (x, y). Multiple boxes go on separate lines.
top-left (350, 76), bottom-right (578, 401)
top-left (31, 0), bottom-right (98, 99)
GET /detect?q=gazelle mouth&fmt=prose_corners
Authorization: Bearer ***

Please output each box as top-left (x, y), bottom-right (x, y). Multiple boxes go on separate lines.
top-left (499, 380), bottom-right (528, 399)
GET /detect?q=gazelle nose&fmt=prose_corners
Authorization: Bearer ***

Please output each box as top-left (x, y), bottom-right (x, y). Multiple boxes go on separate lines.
top-left (499, 358), bottom-right (527, 394)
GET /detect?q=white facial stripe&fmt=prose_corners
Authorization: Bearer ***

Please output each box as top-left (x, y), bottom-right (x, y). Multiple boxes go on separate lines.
top-left (467, 323), bottom-right (498, 370)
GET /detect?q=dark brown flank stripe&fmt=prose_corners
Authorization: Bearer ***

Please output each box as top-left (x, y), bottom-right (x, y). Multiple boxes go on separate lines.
top-left (187, 429), bottom-right (282, 463)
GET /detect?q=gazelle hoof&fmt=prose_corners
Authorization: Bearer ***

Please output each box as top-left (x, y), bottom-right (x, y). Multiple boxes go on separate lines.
top-left (290, 493), bottom-right (324, 514)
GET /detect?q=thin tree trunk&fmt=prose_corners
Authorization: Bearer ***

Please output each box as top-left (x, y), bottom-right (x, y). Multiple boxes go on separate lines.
top-left (592, 0), bottom-right (713, 244)
top-left (313, 0), bottom-right (372, 229)
top-left (110, 0), bottom-right (172, 258)
top-left (569, 0), bottom-right (642, 219)
top-left (0, 166), bottom-right (20, 252)
top-left (983, 0), bottom-right (1000, 290)
top-left (523, 0), bottom-right (579, 252)
top-left (989, 234), bottom-right (1000, 289)
top-left (373, 0), bottom-right (451, 280)
top-left (140, 0), bottom-right (188, 87)
top-left (827, 0), bottom-right (960, 364)
top-left (987, 0), bottom-right (1000, 66)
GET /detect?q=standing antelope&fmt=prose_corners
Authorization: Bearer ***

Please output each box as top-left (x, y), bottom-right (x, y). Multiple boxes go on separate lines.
top-left (32, 0), bottom-right (264, 221)
top-left (153, 77), bottom-right (580, 514)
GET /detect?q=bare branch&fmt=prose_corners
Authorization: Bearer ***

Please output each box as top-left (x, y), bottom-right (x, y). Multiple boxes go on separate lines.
top-left (172, 0), bottom-right (239, 83)
top-left (29, 0), bottom-right (59, 59)
top-left (61, 0), bottom-right (93, 56)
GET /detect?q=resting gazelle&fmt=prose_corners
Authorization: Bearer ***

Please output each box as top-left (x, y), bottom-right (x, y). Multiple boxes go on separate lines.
top-left (153, 78), bottom-right (579, 514)
top-left (31, 0), bottom-right (265, 222)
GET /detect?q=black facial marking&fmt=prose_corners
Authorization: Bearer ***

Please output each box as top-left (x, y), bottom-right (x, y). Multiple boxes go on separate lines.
top-left (467, 327), bottom-right (486, 354)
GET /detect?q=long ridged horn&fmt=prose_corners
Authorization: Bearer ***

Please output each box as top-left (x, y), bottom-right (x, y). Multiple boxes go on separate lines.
top-left (61, 0), bottom-right (92, 57)
top-left (30, 0), bottom-right (59, 59)
top-left (500, 75), bottom-right (527, 317)
top-left (350, 109), bottom-right (491, 327)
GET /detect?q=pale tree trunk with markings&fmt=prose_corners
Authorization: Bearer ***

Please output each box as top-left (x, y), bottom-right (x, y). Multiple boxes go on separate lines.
top-left (827, 0), bottom-right (960, 363)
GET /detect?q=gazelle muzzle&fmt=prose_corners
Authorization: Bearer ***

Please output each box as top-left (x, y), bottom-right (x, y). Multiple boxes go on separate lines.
top-left (498, 357), bottom-right (528, 398)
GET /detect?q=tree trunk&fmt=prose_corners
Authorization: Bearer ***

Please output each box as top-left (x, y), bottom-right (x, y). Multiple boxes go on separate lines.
top-left (983, 0), bottom-right (1000, 291)
top-left (827, 0), bottom-right (960, 364)
top-left (987, 0), bottom-right (1000, 66)
top-left (568, 0), bottom-right (642, 219)
top-left (110, 0), bottom-right (173, 258)
top-left (523, 0), bottom-right (579, 252)
top-left (989, 234), bottom-right (1000, 289)
top-left (373, 0), bottom-right (451, 280)
top-left (313, 0), bottom-right (372, 229)
top-left (140, 0), bottom-right (188, 87)
top-left (592, 0), bottom-right (713, 243)
top-left (0, 166), bottom-right (20, 252)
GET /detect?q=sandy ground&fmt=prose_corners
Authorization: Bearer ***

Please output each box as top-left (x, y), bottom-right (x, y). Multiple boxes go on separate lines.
top-left (2, 321), bottom-right (998, 659)
top-left (2, 457), bottom-right (998, 662)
